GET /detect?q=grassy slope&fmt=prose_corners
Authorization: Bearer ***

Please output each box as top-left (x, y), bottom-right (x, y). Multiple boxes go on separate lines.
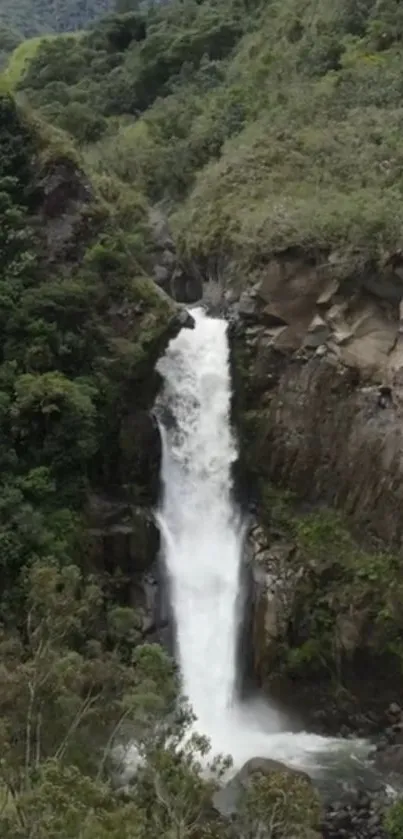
top-left (5, 35), bottom-right (59, 87)
top-left (173, 0), bottom-right (403, 278)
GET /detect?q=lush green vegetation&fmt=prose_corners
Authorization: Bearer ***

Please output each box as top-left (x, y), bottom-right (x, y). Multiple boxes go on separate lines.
top-left (4, 0), bottom-right (403, 832)
top-left (386, 800), bottom-right (403, 839)
top-left (9, 0), bottom-right (403, 284)
top-left (0, 91), bottom-right (176, 612)
top-left (257, 483), bottom-right (403, 686)
top-left (0, 56), bottom-right (321, 839)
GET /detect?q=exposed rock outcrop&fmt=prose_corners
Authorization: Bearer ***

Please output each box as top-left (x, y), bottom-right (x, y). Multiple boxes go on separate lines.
top-left (149, 208), bottom-right (203, 303)
top-left (215, 253), bottom-right (403, 706)
top-left (249, 525), bottom-right (301, 676)
top-left (86, 495), bottom-right (169, 640)
top-left (230, 255), bottom-right (403, 547)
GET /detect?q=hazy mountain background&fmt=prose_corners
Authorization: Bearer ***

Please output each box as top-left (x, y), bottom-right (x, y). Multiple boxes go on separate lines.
top-left (0, 0), bottom-right (116, 37)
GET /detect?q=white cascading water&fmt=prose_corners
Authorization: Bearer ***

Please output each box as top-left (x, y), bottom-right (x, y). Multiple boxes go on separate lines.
top-left (155, 308), bottom-right (365, 772)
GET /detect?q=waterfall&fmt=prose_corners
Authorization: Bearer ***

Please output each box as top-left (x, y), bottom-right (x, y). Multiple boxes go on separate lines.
top-left (155, 308), bottom-right (363, 771)
top-left (156, 308), bottom-right (243, 734)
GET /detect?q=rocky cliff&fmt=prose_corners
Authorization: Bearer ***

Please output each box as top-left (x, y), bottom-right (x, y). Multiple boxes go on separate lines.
top-left (157, 238), bottom-right (403, 715)
top-left (225, 254), bottom-right (403, 713)
top-left (232, 255), bottom-right (403, 545)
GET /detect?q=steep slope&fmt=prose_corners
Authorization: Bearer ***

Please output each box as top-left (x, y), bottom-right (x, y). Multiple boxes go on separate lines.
top-left (0, 91), bottom-right (188, 631)
top-left (10, 0), bottom-right (403, 742)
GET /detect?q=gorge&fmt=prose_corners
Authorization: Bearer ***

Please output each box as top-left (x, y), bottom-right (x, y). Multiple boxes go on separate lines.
top-left (3, 0), bottom-right (403, 836)
top-left (154, 306), bottom-right (364, 776)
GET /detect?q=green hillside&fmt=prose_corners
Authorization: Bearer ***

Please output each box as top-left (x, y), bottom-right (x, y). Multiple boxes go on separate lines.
top-left (3, 1), bottom-right (403, 836)
top-left (12, 0), bottom-right (403, 286)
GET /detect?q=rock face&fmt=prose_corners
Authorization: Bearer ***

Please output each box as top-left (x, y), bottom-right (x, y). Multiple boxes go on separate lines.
top-left (149, 208), bottom-right (203, 303)
top-left (230, 255), bottom-right (403, 548)
top-left (87, 495), bottom-right (170, 640)
top-left (39, 158), bottom-right (94, 263)
top-left (249, 525), bottom-right (301, 677)
top-left (213, 253), bottom-right (403, 706)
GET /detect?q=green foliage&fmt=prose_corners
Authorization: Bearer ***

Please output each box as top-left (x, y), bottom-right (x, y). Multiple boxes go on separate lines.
top-left (4, 34), bottom-right (60, 88)
top-left (276, 506), bottom-right (403, 680)
top-left (237, 770), bottom-right (321, 839)
top-left (172, 0), bottom-right (403, 271)
top-left (386, 799), bottom-right (403, 839)
top-left (0, 91), bottom-right (177, 620)
top-left (0, 555), bottom-right (231, 839)
top-left (13, 0), bottom-right (403, 277)
top-left (16, 1), bottom-right (246, 151)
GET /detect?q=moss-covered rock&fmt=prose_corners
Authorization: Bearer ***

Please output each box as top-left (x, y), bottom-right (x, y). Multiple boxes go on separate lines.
top-left (215, 757), bottom-right (321, 839)
top-left (249, 488), bottom-right (403, 706)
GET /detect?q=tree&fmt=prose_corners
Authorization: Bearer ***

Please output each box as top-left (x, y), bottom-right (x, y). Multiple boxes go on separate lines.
top-left (0, 557), bottom-right (181, 832)
top-left (234, 769), bottom-right (321, 839)
top-left (0, 556), bottom-right (234, 839)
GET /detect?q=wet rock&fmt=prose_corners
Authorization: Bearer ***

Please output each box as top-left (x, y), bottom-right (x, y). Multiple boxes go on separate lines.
top-left (236, 756), bottom-right (311, 784)
top-left (87, 495), bottom-right (159, 577)
top-left (148, 207), bottom-right (175, 251)
top-left (249, 527), bottom-right (301, 680)
top-left (171, 266), bottom-right (203, 303)
top-left (39, 159), bottom-right (94, 264)
top-left (148, 207), bottom-right (203, 303)
top-left (388, 702), bottom-right (402, 719)
top-left (237, 290), bottom-right (259, 320)
top-left (375, 743), bottom-right (403, 774)
top-left (323, 790), bottom-right (388, 839)
top-left (153, 262), bottom-right (170, 288)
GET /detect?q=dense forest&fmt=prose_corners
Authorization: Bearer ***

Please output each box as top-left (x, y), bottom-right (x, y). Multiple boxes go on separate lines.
top-left (0, 0), bottom-right (114, 38)
top-left (10, 0), bottom-right (403, 285)
top-left (2, 0), bottom-right (403, 836)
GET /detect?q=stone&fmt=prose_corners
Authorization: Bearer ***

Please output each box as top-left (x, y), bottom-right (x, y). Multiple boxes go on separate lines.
top-left (250, 530), bottom-right (300, 680)
top-left (304, 315), bottom-right (331, 348)
top-left (171, 267), bottom-right (203, 303)
top-left (236, 757), bottom-right (311, 784)
top-left (40, 160), bottom-right (94, 263)
top-left (317, 277), bottom-right (340, 306)
top-left (153, 263), bottom-right (170, 286)
top-left (261, 305), bottom-right (288, 327)
top-left (160, 248), bottom-right (176, 269)
top-left (374, 743), bottom-right (403, 774)
top-left (335, 609), bottom-right (369, 654)
top-left (238, 290), bottom-right (258, 319)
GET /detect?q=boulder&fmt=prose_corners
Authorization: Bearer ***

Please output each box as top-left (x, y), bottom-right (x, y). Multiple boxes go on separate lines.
top-left (236, 756), bottom-right (311, 784)
top-left (375, 744), bottom-right (403, 775)
top-left (214, 756), bottom-right (321, 839)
